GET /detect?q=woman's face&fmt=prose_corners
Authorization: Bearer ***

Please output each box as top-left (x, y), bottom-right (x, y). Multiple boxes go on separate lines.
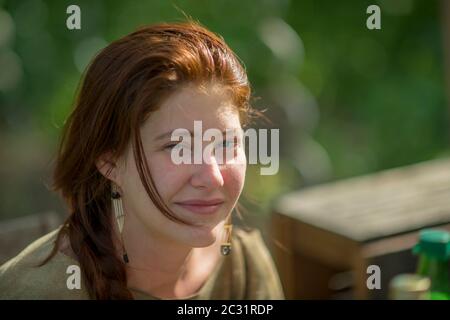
top-left (114, 83), bottom-right (246, 248)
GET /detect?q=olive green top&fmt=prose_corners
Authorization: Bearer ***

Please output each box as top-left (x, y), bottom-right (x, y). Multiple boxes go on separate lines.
top-left (0, 225), bottom-right (284, 300)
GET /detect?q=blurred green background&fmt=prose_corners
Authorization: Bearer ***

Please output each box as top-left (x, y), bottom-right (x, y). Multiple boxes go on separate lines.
top-left (0, 0), bottom-right (448, 226)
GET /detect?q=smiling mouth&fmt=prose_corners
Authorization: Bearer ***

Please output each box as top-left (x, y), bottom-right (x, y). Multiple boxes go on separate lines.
top-left (174, 199), bottom-right (225, 215)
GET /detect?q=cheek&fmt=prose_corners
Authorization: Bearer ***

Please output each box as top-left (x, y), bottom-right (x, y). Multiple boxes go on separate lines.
top-left (221, 163), bottom-right (246, 200)
top-left (147, 153), bottom-right (190, 198)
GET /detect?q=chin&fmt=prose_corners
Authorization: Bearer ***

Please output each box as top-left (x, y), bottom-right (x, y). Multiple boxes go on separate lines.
top-left (182, 223), bottom-right (220, 248)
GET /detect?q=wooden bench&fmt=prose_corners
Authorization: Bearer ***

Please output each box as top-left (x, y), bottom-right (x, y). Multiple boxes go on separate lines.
top-left (271, 158), bottom-right (450, 299)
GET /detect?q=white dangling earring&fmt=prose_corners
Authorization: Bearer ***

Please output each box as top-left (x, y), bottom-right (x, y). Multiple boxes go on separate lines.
top-left (111, 183), bottom-right (129, 263)
top-left (221, 215), bottom-right (233, 256)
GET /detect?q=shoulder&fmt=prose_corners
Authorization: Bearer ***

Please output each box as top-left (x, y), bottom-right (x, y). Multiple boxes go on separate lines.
top-left (232, 227), bottom-right (285, 299)
top-left (0, 226), bottom-right (88, 299)
top-left (233, 227), bottom-right (272, 265)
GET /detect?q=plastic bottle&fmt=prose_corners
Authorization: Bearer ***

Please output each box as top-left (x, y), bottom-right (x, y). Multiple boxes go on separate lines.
top-left (413, 229), bottom-right (450, 300)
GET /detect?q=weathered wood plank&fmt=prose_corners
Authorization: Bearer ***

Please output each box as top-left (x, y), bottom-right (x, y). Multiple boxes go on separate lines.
top-left (275, 158), bottom-right (450, 241)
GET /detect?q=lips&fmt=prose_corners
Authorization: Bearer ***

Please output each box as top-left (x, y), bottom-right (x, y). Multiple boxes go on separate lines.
top-left (174, 199), bottom-right (225, 215)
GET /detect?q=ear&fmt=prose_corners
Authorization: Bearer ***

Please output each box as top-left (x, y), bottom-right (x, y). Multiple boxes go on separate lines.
top-left (95, 152), bottom-right (121, 184)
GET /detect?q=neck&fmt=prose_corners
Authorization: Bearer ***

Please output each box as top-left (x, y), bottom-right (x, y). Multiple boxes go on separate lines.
top-left (112, 212), bottom-right (224, 298)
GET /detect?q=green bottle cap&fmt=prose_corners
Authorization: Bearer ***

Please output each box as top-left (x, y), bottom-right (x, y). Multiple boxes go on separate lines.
top-left (413, 229), bottom-right (450, 260)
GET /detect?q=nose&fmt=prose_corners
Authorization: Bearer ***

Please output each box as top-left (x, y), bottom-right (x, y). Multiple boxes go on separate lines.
top-left (190, 156), bottom-right (224, 190)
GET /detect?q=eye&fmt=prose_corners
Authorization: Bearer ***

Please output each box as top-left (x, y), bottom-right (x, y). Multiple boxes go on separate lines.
top-left (164, 142), bottom-right (192, 153)
top-left (164, 143), bottom-right (179, 150)
top-left (221, 140), bottom-right (235, 148)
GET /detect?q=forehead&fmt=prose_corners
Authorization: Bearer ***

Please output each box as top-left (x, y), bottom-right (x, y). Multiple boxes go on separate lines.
top-left (142, 83), bottom-right (241, 137)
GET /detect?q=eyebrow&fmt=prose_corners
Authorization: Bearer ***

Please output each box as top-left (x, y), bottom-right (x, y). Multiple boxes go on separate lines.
top-left (154, 128), bottom-right (241, 141)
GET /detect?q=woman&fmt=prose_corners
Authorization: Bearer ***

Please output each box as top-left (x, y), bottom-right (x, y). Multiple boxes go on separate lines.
top-left (0, 21), bottom-right (284, 300)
